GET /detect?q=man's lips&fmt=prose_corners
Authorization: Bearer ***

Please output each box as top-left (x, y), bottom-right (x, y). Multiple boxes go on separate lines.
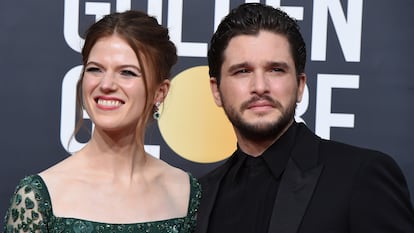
top-left (242, 95), bottom-right (280, 111)
top-left (247, 101), bottom-right (275, 109)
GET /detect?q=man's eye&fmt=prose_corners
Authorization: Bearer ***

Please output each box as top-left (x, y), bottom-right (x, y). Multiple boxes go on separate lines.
top-left (272, 68), bottom-right (284, 72)
top-left (235, 69), bottom-right (249, 74)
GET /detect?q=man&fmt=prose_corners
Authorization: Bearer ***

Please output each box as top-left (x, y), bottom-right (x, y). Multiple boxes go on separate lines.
top-left (196, 3), bottom-right (414, 233)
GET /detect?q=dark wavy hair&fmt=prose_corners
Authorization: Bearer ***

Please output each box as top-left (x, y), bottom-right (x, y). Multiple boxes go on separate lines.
top-left (208, 3), bottom-right (306, 85)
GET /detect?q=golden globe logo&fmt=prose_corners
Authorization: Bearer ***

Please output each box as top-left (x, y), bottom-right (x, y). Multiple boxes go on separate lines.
top-left (158, 66), bottom-right (237, 163)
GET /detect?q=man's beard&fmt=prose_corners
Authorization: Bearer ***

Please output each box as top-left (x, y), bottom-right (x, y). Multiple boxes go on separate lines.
top-left (220, 94), bottom-right (296, 143)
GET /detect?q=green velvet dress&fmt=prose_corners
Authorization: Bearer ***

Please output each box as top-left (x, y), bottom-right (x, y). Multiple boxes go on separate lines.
top-left (3, 174), bottom-right (201, 233)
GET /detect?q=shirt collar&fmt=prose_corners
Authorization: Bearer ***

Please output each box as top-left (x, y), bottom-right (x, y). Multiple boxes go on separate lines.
top-left (232, 122), bottom-right (298, 180)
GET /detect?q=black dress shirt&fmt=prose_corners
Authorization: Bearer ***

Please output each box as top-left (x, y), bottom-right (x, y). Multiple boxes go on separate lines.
top-left (207, 123), bottom-right (298, 233)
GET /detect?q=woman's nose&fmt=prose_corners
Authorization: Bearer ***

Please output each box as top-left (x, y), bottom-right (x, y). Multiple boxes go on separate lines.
top-left (99, 73), bottom-right (117, 91)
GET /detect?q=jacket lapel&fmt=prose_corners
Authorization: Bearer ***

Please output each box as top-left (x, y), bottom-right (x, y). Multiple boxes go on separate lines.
top-left (267, 158), bottom-right (323, 233)
top-left (267, 124), bottom-right (324, 233)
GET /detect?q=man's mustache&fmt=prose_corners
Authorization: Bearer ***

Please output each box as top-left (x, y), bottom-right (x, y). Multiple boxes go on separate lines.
top-left (240, 95), bottom-right (282, 111)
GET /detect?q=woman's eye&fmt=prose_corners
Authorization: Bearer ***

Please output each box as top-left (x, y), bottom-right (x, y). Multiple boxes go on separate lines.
top-left (120, 70), bottom-right (140, 78)
top-left (85, 67), bottom-right (101, 73)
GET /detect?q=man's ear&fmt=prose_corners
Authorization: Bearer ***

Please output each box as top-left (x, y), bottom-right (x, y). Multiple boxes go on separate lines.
top-left (210, 77), bottom-right (222, 107)
top-left (296, 73), bottom-right (307, 103)
top-left (154, 79), bottom-right (171, 104)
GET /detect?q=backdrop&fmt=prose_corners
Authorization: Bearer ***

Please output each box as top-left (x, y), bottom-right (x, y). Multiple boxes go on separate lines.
top-left (1, 0), bottom-right (413, 218)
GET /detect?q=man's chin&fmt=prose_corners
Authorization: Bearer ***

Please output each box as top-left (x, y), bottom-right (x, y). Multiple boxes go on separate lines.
top-left (237, 117), bottom-right (293, 141)
top-left (244, 111), bottom-right (282, 122)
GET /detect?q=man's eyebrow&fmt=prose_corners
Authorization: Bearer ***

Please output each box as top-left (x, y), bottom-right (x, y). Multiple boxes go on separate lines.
top-left (227, 62), bottom-right (250, 73)
top-left (266, 61), bottom-right (290, 70)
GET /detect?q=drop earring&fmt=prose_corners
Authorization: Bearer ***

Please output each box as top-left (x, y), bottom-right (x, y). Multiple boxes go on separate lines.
top-left (153, 102), bottom-right (161, 120)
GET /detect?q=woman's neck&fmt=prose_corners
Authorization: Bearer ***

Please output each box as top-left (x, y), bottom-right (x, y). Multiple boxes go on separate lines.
top-left (78, 128), bottom-right (149, 182)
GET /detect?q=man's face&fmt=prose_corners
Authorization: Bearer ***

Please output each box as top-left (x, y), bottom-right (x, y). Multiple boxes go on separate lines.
top-left (211, 30), bottom-right (306, 142)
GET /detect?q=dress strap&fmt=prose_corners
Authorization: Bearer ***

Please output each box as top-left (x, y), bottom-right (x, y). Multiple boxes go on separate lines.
top-left (185, 173), bottom-right (201, 221)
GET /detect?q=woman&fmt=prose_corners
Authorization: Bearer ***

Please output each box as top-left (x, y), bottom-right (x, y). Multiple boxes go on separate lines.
top-left (4, 10), bottom-right (200, 233)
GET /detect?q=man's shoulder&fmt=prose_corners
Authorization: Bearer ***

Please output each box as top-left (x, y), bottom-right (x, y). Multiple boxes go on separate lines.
top-left (319, 137), bottom-right (388, 158)
top-left (312, 135), bottom-right (401, 173)
top-left (198, 157), bottom-right (234, 185)
top-left (295, 123), bottom-right (394, 165)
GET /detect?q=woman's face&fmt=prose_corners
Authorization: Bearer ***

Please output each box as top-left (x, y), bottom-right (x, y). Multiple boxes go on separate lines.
top-left (82, 35), bottom-right (148, 133)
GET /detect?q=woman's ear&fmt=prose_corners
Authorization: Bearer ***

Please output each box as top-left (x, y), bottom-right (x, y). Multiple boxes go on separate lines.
top-left (154, 79), bottom-right (171, 104)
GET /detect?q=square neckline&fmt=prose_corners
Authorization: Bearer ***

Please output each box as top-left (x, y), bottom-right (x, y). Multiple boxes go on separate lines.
top-left (33, 173), bottom-right (198, 225)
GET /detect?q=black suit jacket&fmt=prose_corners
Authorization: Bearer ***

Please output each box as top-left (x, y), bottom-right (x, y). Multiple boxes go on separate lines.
top-left (195, 123), bottom-right (414, 233)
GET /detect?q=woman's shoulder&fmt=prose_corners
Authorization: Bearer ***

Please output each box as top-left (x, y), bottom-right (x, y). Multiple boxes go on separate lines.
top-left (38, 152), bottom-right (84, 185)
top-left (4, 175), bottom-right (53, 232)
top-left (148, 155), bottom-right (188, 181)
top-left (148, 155), bottom-right (201, 199)
top-left (12, 174), bottom-right (49, 197)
